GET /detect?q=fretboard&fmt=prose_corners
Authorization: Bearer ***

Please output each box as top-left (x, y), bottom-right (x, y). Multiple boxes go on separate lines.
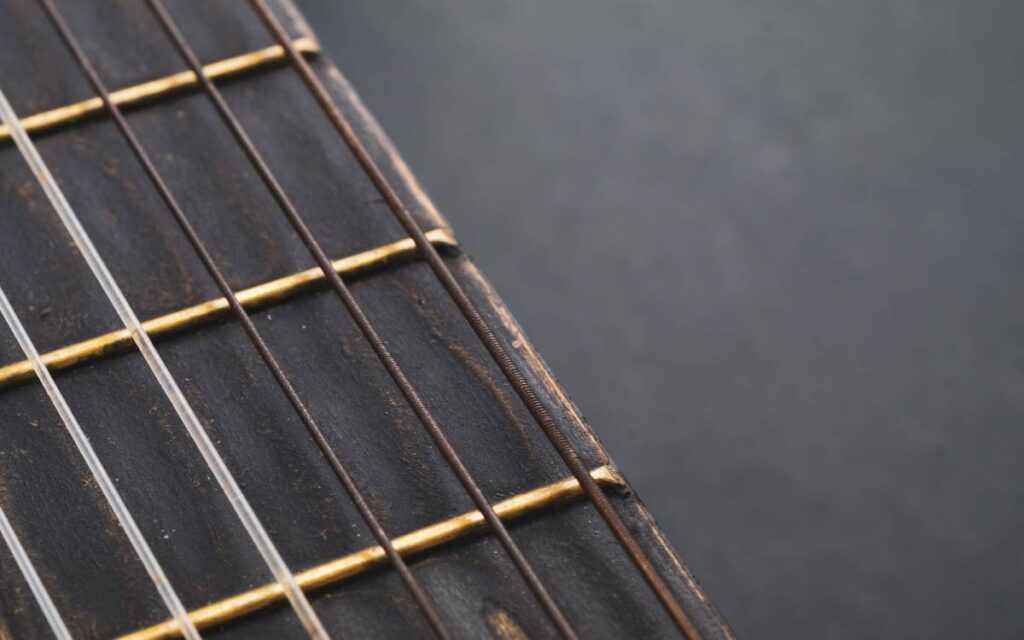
top-left (0, 1), bottom-right (730, 638)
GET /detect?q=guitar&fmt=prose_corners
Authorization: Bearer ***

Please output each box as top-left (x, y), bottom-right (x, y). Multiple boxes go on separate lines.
top-left (0, 1), bottom-right (732, 638)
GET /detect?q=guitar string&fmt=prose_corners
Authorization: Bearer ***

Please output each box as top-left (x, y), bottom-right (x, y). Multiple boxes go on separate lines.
top-left (247, 2), bottom-right (702, 638)
top-left (0, 85), bottom-right (329, 640)
top-left (141, 1), bottom-right (578, 638)
top-left (0, 283), bottom-right (199, 640)
top-left (32, 1), bottom-right (449, 637)
top-left (0, 485), bottom-right (72, 639)
top-left (0, 4), bottom-right (696, 638)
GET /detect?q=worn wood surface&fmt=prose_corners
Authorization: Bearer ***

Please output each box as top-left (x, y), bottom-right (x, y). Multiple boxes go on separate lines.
top-left (0, 1), bottom-right (731, 637)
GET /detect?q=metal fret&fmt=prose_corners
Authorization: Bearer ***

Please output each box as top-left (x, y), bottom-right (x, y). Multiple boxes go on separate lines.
top-left (144, 1), bottom-right (579, 635)
top-left (0, 229), bottom-right (455, 388)
top-left (36, 0), bottom-right (452, 632)
top-left (0, 36), bottom-right (319, 142)
top-left (118, 465), bottom-right (624, 640)
top-left (251, 4), bottom-right (701, 636)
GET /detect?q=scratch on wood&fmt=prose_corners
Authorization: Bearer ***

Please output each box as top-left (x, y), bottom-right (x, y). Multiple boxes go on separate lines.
top-left (457, 257), bottom-right (607, 463)
top-left (393, 276), bottom-right (537, 456)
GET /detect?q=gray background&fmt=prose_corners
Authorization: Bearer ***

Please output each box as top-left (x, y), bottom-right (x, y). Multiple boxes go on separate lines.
top-left (294, 1), bottom-right (1024, 638)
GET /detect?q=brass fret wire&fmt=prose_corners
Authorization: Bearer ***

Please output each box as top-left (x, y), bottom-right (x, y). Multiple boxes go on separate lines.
top-left (249, 4), bottom-right (701, 637)
top-left (0, 40), bottom-right (331, 635)
top-left (36, 1), bottom-right (449, 633)
top-left (0, 36), bottom-right (319, 142)
top-left (117, 465), bottom-right (623, 640)
top-left (144, 1), bottom-right (578, 636)
top-left (0, 229), bottom-right (454, 388)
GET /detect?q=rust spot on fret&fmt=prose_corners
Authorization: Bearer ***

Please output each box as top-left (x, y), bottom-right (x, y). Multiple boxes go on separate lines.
top-left (0, 36), bottom-right (320, 142)
top-left (0, 229), bottom-right (456, 388)
top-left (117, 465), bottom-right (623, 640)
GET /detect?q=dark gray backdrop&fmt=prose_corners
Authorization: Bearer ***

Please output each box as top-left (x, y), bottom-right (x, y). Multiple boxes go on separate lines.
top-left (294, 1), bottom-right (1024, 638)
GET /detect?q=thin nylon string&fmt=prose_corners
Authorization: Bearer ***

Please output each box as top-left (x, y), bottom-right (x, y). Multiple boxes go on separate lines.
top-left (142, 2), bottom-right (578, 638)
top-left (31, 0), bottom-right (449, 635)
top-left (249, 3), bottom-right (701, 638)
top-left (0, 497), bottom-right (72, 639)
top-left (0, 85), bottom-right (329, 640)
top-left (0, 285), bottom-right (199, 640)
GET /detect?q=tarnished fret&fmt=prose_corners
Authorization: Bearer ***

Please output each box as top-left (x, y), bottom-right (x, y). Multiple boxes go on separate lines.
top-left (0, 36), bottom-right (320, 142)
top-left (0, 229), bottom-right (456, 388)
top-left (118, 465), bottom-right (624, 640)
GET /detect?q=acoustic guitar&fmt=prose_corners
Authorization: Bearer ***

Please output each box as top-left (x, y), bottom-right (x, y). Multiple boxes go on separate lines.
top-left (0, 1), bottom-right (732, 638)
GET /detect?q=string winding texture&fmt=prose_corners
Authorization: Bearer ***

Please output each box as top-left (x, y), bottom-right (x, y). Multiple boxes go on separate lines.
top-left (143, 0), bottom-right (580, 637)
top-left (0, 1), bottom-right (702, 635)
top-left (0, 84), bottom-right (328, 640)
top-left (249, 1), bottom-right (702, 637)
top-left (34, 0), bottom-right (449, 635)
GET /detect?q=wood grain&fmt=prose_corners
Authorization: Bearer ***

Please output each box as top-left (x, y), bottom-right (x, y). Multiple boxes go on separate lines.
top-left (0, 1), bottom-right (731, 637)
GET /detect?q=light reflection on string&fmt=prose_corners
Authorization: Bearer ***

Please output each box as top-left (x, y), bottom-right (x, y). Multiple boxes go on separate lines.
top-left (0, 95), bottom-right (199, 640)
top-left (0, 486), bottom-right (72, 640)
top-left (32, 0), bottom-right (450, 634)
top-left (142, 0), bottom-right (579, 637)
top-left (0, 84), bottom-right (327, 640)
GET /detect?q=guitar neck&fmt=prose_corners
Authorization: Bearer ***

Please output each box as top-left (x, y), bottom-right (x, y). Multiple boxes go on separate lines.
top-left (0, 1), bottom-right (729, 638)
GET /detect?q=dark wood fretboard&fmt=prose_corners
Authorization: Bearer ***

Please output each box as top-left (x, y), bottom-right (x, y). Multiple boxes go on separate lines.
top-left (0, 1), bottom-right (731, 638)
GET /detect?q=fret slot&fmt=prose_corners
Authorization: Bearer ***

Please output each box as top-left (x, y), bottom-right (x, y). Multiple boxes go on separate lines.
top-left (117, 465), bottom-right (624, 640)
top-left (0, 229), bottom-right (456, 388)
top-left (0, 36), bottom-right (320, 142)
